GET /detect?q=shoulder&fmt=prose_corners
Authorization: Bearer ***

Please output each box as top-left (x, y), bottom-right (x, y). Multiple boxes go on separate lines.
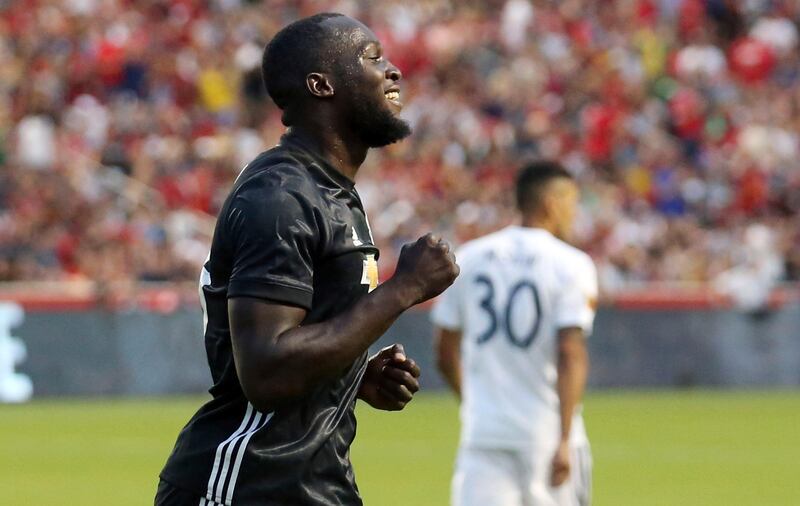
top-left (218, 147), bottom-right (326, 239)
top-left (454, 231), bottom-right (505, 270)
top-left (231, 147), bottom-right (323, 207)
top-left (563, 242), bottom-right (595, 270)
top-left (549, 238), bottom-right (596, 282)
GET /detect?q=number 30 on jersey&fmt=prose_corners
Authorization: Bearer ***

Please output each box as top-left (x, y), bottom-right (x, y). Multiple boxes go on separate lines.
top-left (474, 276), bottom-right (542, 349)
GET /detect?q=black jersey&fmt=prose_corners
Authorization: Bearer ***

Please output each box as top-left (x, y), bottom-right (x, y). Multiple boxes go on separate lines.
top-left (159, 135), bottom-right (380, 506)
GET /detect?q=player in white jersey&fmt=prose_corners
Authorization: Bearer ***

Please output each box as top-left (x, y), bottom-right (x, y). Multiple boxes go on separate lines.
top-left (432, 161), bottom-right (597, 506)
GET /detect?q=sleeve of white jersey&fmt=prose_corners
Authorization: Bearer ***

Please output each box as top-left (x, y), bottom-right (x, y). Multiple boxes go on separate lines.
top-left (554, 254), bottom-right (598, 336)
top-left (430, 253), bottom-right (463, 330)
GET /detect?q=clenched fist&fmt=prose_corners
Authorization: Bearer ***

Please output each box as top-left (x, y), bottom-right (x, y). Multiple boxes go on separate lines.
top-left (390, 233), bottom-right (460, 306)
top-left (357, 344), bottom-right (421, 411)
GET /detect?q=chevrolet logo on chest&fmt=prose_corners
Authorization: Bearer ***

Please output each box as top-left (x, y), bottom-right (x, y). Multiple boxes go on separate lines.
top-left (361, 254), bottom-right (379, 292)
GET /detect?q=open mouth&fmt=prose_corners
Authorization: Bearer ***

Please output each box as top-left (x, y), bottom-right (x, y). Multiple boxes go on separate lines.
top-left (385, 89), bottom-right (402, 109)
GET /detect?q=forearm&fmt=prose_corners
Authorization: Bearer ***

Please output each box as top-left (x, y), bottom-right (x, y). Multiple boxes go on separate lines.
top-left (434, 328), bottom-right (462, 398)
top-left (556, 347), bottom-right (588, 443)
top-left (438, 354), bottom-right (461, 398)
top-left (436, 345), bottom-right (461, 399)
top-left (234, 233), bottom-right (459, 411)
top-left (241, 280), bottom-right (414, 406)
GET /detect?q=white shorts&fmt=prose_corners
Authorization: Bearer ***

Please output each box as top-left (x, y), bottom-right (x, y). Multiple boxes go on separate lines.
top-left (451, 444), bottom-right (592, 506)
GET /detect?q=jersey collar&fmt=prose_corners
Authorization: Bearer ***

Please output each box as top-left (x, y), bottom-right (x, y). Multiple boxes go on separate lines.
top-left (280, 134), bottom-right (357, 191)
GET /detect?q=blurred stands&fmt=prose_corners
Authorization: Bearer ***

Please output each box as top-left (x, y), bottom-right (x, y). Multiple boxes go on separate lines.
top-left (1, 0), bottom-right (799, 304)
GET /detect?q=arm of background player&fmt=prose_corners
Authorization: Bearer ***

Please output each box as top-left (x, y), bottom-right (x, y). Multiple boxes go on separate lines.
top-left (229, 234), bottom-right (459, 413)
top-left (551, 326), bottom-right (589, 486)
top-left (434, 326), bottom-right (462, 398)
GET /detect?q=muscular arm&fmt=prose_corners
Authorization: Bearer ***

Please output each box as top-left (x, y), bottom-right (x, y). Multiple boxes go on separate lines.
top-left (434, 327), bottom-right (462, 398)
top-left (229, 234), bottom-right (458, 412)
top-left (556, 327), bottom-right (589, 444)
top-left (230, 280), bottom-right (413, 412)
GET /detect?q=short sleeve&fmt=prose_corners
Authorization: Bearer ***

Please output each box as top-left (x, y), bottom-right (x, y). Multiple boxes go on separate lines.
top-left (554, 255), bottom-right (598, 336)
top-left (431, 286), bottom-right (462, 330)
top-left (430, 249), bottom-right (465, 330)
top-left (225, 180), bottom-right (318, 310)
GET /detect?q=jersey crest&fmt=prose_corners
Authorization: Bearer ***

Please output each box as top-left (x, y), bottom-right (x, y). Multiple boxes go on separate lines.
top-left (361, 253), bottom-right (379, 291)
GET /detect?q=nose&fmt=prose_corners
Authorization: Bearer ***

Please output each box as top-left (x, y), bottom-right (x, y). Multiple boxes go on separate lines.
top-left (386, 61), bottom-right (402, 82)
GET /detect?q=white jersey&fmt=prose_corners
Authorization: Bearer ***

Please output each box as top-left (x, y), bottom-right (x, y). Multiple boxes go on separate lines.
top-left (432, 226), bottom-right (598, 451)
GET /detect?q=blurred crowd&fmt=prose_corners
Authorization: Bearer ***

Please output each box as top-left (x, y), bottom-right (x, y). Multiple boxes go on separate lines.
top-left (2, 0), bottom-right (800, 296)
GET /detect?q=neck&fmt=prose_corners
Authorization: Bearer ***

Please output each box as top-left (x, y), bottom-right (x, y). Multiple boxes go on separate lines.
top-left (520, 215), bottom-right (555, 235)
top-left (285, 122), bottom-right (368, 181)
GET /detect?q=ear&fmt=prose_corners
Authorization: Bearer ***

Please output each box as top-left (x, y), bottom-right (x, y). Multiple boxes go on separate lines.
top-left (306, 73), bottom-right (335, 98)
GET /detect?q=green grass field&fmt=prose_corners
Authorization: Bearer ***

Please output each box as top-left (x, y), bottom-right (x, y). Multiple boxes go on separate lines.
top-left (1, 391), bottom-right (798, 505)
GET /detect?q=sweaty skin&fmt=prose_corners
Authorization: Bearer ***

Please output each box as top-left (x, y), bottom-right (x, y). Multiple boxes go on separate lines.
top-left (231, 16), bottom-right (458, 413)
top-left (231, 234), bottom-right (458, 412)
top-left (157, 15), bottom-right (459, 506)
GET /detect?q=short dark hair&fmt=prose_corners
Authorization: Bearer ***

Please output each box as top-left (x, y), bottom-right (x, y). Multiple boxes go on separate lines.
top-left (261, 13), bottom-right (345, 121)
top-left (515, 160), bottom-right (573, 213)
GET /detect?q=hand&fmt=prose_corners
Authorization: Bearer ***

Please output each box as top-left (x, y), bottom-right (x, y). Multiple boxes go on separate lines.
top-left (550, 440), bottom-right (571, 487)
top-left (391, 233), bottom-right (459, 306)
top-left (358, 344), bottom-right (420, 411)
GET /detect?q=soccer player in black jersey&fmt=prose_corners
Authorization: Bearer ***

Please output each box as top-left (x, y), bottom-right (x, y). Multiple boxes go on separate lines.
top-left (155, 13), bottom-right (460, 506)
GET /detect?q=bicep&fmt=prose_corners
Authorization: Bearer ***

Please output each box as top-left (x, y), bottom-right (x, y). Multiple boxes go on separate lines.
top-left (435, 326), bottom-right (462, 365)
top-left (556, 327), bottom-right (587, 358)
top-left (228, 297), bottom-right (308, 371)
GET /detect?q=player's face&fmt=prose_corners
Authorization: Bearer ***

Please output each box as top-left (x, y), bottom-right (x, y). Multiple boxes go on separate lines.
top-left (552, 179), bottom-right (579, 241)
top-left (325, 17), bottom-right (411, 147)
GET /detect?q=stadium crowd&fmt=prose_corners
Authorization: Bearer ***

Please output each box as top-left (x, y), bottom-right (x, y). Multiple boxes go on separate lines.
top-left (2, 0), bottom-right (799, 296)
